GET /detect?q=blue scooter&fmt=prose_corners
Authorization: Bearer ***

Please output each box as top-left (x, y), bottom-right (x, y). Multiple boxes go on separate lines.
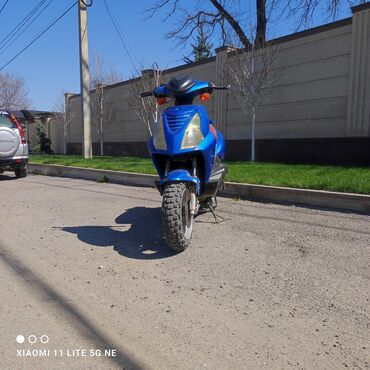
top-left (140, 75), bottom-right (229, 252)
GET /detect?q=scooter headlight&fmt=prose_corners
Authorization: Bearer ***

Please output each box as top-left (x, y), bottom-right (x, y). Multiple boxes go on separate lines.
top-left (153, 120), bottom-right (167, 150)
top-left (181, 113), bottom-right (204, 149)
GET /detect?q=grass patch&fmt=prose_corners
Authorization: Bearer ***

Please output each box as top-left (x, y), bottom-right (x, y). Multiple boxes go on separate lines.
top-left (226, 161), bottom-right (370, 194)
top-left (30, 154), bottom-right (157, 175)
top-left (30, 155), bottom-right (370, 195)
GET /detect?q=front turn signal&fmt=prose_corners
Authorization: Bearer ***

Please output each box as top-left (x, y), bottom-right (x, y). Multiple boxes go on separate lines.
top-left (156, 97), bottom-right (167, 105)
top-left (200, 93), bottom-right (211, 101)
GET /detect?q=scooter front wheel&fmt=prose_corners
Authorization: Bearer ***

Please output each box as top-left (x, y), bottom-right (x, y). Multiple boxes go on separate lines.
top-left (162, 182), bottom-right (193, 252)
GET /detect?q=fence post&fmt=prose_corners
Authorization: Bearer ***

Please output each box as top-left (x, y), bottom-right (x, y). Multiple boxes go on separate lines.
top-left (346, 3), bottom-right (370, 137)
top-left (215, 46), bottom-right (230, 135)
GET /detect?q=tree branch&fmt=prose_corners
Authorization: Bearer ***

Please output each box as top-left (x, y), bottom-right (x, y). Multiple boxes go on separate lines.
top-left (209, 0), bottom-right (252, 48)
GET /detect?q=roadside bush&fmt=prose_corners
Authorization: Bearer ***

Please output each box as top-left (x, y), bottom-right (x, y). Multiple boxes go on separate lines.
top-left (33, 120), bottom-right (54, 154)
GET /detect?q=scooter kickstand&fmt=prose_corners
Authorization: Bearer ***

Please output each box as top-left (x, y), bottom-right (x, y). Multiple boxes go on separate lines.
top-left (208, 204), bottom-right (226, 223)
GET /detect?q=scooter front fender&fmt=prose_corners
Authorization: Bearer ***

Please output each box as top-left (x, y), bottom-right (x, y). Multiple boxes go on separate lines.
top-left (160, 170), bottom-right (200, 194)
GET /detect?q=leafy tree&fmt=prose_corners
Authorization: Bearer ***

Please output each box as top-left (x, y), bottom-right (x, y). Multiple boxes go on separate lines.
top-left (184, 23), bottom-right (213, 63)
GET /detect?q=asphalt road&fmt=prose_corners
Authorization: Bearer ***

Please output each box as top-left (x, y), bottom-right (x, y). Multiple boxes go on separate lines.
top-left (0, 173), bottom-right (369, 370)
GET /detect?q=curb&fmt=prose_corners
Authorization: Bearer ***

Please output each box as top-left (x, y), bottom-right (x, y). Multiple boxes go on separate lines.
top-left (28, 163), bottom-right (370, 214)
top-left (29, 163), bottom-right (156, 187)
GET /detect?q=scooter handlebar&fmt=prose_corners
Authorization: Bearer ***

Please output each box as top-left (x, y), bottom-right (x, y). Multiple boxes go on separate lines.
top-left (212, 84), bottom-right (231, 90)
top-left (140, 84), bottom-right (230, 97)
top-left (139, 91), bottom-right (153, 98)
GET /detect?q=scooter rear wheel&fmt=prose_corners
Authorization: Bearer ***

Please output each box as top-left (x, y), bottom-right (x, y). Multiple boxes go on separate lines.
top-left (162, 182), bottom-right (193, 252)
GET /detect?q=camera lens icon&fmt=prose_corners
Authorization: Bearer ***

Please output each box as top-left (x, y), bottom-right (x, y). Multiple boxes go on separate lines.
top-left (40, 335), bottom-right (49, 344)
top-left (28, 335), bottom-right (37, 344)
top-left (16, 335), bottom-right (49, 344)
top-left (16, 335), bottom-right (25, 344)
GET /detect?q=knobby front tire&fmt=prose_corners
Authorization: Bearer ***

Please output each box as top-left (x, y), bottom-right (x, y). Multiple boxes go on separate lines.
top-left (162, 182), bottom-right (194, 252)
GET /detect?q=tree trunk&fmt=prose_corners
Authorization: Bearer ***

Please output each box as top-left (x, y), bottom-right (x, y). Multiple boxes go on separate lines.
top-left (99, 87), bottom-right (104, 156)
top-left (63, 124), bottom-right (67, 155)
top-left (256, 0), bottom-right (266, 46)
top-left (251, 106), bottom-right (256, 161)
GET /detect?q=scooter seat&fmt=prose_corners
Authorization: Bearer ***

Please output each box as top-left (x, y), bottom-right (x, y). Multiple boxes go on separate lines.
top-left (166, 75), bottom-right (196, 93)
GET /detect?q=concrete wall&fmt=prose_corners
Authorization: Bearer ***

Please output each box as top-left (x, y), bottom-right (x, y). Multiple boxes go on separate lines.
top-left (25, 122), bottom-right (37, 151)
top-left (25, 118), bottom-right (64, 154)
top-left (224, 23), bottom-right (352, 140)
top-left (67, 59), bottom-right (217, 145)
top-left (62, 4), bottom-right (370, 165)
top-left (47, 118), bottom-right (64, 154)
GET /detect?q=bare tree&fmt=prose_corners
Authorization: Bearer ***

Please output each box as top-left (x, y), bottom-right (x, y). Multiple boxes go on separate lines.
top-left (128, 64), bottom-right (164, 136)
top-left (0, 72), bottom-right (31, 109)
top-left (148, 0), bottom-right (365, 49)
top-left (92, 84), bottom-right (118, 155)
top-left (284, 0), bottom-right (366, 28)
top-left (53, 93), bottom-right (74, 155)
top-left (148, 0), bottom-right (258, 48)
top-left (90, 50), bottom-right (121, 89)
top-left (90, 50), bottom-right (121, 155)
top-left (225, 40), bottom-right (280, 161)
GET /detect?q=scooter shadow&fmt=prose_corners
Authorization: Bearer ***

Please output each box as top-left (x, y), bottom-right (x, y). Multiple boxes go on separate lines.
top-left (62, 207), bottom-right (177, 260)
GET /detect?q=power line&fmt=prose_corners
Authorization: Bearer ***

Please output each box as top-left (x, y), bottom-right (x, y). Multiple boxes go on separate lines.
top-left (0, 1), bottom-right (78, 72)
top-left (0, 0), bottom-right (56, 55)
top-left (0, 0), bottom-right (10, 16)
top-left (0, 0), bottom-right (48, 49)
top-left (103, 0), bottom-right (139, 74)
top-left (0, 0), bottom-right (51, 52)
top-left (81, 0), bottom-right (93, 6)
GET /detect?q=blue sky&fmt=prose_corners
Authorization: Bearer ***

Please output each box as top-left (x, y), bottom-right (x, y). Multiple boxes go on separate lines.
top-left (0, 0), bottom-right (356, 110)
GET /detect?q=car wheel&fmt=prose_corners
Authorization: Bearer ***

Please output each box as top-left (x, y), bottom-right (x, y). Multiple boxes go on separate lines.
top-left (15, 168), bottom-right (27, 178)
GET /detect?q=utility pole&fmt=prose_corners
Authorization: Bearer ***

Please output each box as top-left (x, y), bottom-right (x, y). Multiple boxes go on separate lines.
top-left (78, 0), bottom-right (92, 158)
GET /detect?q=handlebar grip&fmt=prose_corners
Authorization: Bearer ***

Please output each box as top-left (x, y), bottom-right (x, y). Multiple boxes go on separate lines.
top-left (213, 85), bottom-right (231, 90)
top-left (139, 91), bottom-right (153, 98)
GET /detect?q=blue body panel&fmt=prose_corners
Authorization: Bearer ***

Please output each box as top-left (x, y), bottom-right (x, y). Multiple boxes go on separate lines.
top-left (215, 129), bottom-right (225, 160)
top-left (160, 169), bottom-right (201, 193)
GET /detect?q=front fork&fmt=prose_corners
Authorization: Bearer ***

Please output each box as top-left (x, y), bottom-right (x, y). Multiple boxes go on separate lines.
top-left (190, 192), bottom-right (197, 215)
